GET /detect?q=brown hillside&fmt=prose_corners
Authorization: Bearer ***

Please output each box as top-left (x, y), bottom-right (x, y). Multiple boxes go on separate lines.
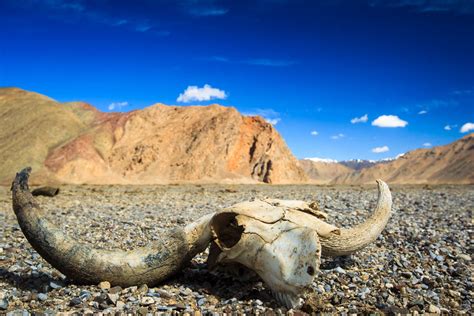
top-left (0, 88), bottom-right (306, 184)
top-left (0, 88), bottom-right (92, 183)
top-left (299, 159), bottom-right (353, 184)
top-left (332, 133), bottom-right (474, 184)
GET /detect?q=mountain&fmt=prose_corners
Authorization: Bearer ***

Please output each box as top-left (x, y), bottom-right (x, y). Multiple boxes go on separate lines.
top-left (299, 159), bottom-right (353, 184)
top-left (333, 134), bottom-right (474, 184)
top-left (339, 159), bottom-right (386, 171)
top-left (0, 88), bottom-right (307, 184)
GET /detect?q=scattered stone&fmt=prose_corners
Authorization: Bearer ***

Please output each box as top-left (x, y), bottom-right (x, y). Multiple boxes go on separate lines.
top-left (49, 281), bottom-right (63, 289)
top-left (0, 184), bottom-right (470, 314)
top-left (334, 267), bottom-right (346, 274)
top-left (138, 284), bottom-right (148, 294)
top-left (457, 254), bottom-right (471, 261)
top-left (69, 297), bottom-right (82, 306)
top-left (98, 281), bottom-right (111, 290)
top-left (140, 297), bottom-right (154, 306)
top-left (428, 304), bottom-right (441, 314)
top-left (37, 293), bottom-right (48, 301)
top-left (109, 286), bottom-right (123, 294)
top-left (0, 299), bottom-right (8, 310)
top-left (107, 293), bottom-right (119, 305)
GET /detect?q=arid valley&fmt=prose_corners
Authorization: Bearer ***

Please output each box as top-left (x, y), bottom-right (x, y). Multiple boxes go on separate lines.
top-left (1, 183), bottom-right (472, 314)
top-left (2, 1), bottom-right (474, 314)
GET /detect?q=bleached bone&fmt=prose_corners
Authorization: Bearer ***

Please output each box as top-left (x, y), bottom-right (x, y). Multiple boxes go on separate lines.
top-left (208, 181), bottom-right (392, 308)
top-left (11, 167), bottom-right (392, 308)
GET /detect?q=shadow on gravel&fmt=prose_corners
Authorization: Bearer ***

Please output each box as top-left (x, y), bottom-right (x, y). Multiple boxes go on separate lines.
top-left (175, 262), bottom-right (278, 306)
top-left (0, 267), bottom-right (64, 293)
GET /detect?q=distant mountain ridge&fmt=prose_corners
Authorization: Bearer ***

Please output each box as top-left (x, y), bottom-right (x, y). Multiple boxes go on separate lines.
top-left (0, 88), bottom-right (307, 184)
top-left (301, 135), bottom-right (474, 184)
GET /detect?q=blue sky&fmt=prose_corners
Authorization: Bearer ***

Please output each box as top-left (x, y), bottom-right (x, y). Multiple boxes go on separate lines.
top-left (1, 0), bottom-right (473, 160)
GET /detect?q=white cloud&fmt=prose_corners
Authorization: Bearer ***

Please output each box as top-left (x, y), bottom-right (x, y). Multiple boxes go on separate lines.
top-left (444, 125), bottom-right (452, 131)
top-left (418, 110), bottom-right (428, 115)
top-left (177, 84), bottom-right (227, 103)
top-left (372, 115), bottom-right (408, 128)
top-left (108, 101), bottom-right (128, 111)
top-left (372, 146), bottom-right (389, 153)
top-left (310, 130), bottom-right (319, 136)
top-left (423, 142), bottom-right (432, 147)
top-left (460, 122), bottom-right (474, 133)
top-left (351, 114), bottom-right (368, 124)
top-left (331, 133), bottom-right (345, 140)
top-left (265, 118), bottom-right (281, 125)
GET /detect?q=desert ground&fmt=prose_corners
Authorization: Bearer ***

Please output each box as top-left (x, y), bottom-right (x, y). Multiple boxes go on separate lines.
top-left (0, 183), bottom-right (472, 315)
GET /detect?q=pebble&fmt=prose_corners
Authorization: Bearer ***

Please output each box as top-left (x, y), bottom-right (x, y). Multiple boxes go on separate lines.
top-left (140, 296), bottom-right (154, 306)
top-left (109, 286), bottom-right (122, 294)
top-left (0, 184), bottom-right (470, 314)
top-left (0, 299), bottom-right (8, 310)
top-left (37, 293), bottom-right (48, 301)
top-left (107, 293), bottom-right (119, 304)
top-left (98, 281), bottom-right (111, 290)
top-left (428, 304), bottom-right (441, 314)
top-left (334, 266), bottom-right (346, 274)
top-left (69, 297), bottom-right (82, 306)
top-left (49, 281), bottom-right (63, 289)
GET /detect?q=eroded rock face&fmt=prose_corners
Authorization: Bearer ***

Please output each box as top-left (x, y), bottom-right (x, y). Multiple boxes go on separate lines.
top-left (1, 88), bottom-right (306, 184)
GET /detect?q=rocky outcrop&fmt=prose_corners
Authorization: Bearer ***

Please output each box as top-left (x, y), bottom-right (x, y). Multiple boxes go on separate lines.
top-left (0, 88), bottom-right (306, 184)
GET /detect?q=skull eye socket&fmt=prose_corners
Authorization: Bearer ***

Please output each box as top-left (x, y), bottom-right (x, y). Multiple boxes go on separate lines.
top-left (212, 212), bottom-right (244, 248)
top-left (307, 266), bottom-right (315, 276)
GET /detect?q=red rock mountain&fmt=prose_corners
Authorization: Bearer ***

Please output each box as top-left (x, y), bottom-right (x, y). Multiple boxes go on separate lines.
top-left (0, 88), bottom-right (307, 184)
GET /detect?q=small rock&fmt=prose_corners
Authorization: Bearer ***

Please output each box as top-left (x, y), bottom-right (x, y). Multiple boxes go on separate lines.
top-left (107, 293), bottom-right (119, 305)
top-left (69, 297), bottom-right (82, 306)
top-left (98, 281), bottom-right (111, 290)
top-left (109, 286), bottom-right (122, 294)
top-left (140, 296), bottom-right (154, 306)
top-left (49, 281), bottom-right (63, 289)
top-left (428, 304), bottom-right (441, 314)
top-left (138, 307), bottom-right (149, 315)
top-left (334, 266), bottom-right (346, 274)
top-left (138, 284), bottom-right (148, 294)
top-left (457, 254), bottom-right (471, 261)
top-left (79, 290), bottom-right (91, 300)
top-left (0, 299), bottom-right (8, 310)
top-left (156, 289), bottom-right (172, 298)
top-left (116, 301), bottom-right (126, 309)
top-left (37, 293), bottom-right (48, 301)
top-left (448, 290), bottom-right (461, 298)
top-left (176, 303), bottom-right (186, 310)
top-left (197, 298), bottom-right (206, 306)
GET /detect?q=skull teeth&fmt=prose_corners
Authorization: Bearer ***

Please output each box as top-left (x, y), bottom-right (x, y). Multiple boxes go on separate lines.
top-left (271, 290), bottom-right (303, 309)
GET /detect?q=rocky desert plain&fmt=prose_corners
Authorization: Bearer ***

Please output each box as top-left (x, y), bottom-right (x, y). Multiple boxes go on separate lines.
top-left (0, 88), bottom-right (473, 315)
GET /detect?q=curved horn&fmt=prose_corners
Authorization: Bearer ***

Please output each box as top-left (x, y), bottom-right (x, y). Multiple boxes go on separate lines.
top-left (319, 179), bottom-right (392, 257)
top-left (11, 167), bottom-right (213, 287)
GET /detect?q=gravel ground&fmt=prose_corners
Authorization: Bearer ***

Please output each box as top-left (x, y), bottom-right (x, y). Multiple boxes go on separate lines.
top-left (0, 184), bottom-right (472, 315)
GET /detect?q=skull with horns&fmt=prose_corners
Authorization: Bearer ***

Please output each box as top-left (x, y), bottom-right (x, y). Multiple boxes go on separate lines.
top-left (11, 167), bottom-right (392, 308)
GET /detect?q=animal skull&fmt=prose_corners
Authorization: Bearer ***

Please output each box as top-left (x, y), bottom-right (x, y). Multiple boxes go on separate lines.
top-left (208, 200), bottom-right (326, 308)
top-left (11, 168), bottom-right (392, 308)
